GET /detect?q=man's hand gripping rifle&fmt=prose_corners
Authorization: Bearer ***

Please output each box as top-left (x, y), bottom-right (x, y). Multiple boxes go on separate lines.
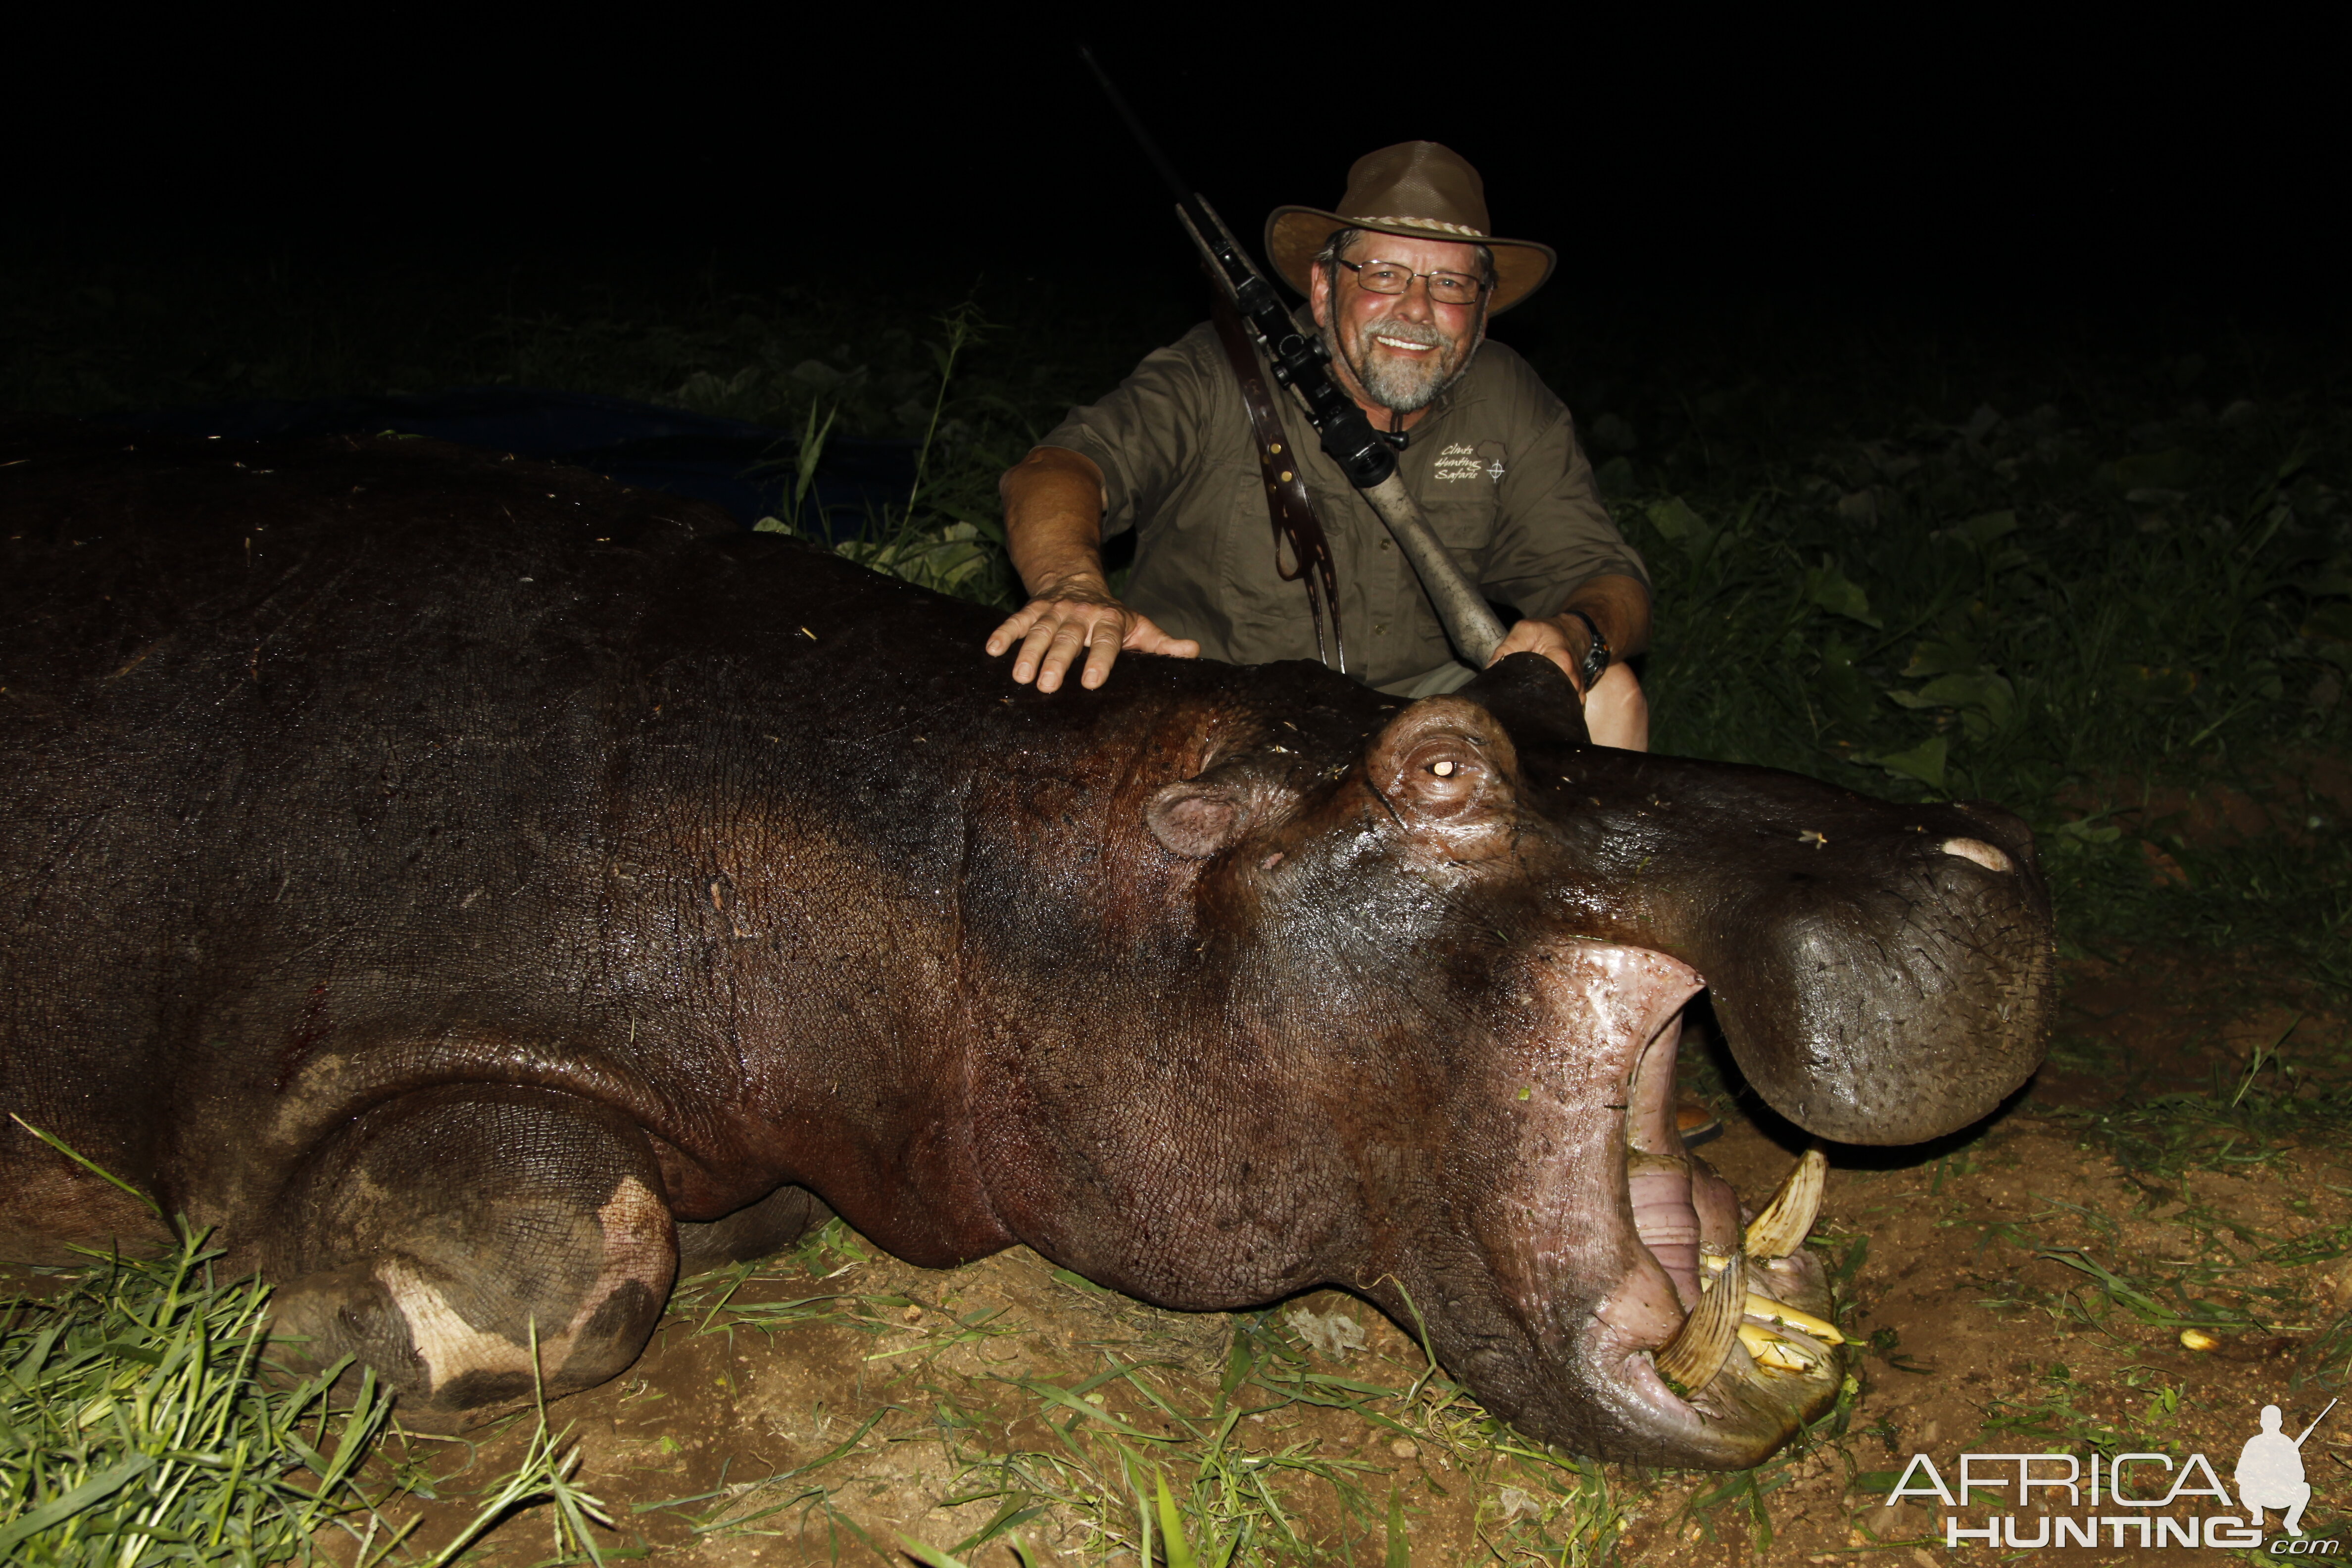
top-left (1079, 49), bottom-right (1509, 669)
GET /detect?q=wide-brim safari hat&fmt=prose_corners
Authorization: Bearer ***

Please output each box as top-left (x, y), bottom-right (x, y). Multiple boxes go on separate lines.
top-left (1267, 141), bottom-right (1556, 315)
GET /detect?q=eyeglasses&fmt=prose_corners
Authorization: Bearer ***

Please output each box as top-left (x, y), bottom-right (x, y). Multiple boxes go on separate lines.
top-left (1334, 257), bottom-right (1489, 306)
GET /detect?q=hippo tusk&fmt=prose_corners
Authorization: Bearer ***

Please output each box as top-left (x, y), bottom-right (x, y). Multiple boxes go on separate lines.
top-left (1941, 836), bottom-right (2014, 873)
top-left (1744, 1292), bottom-right (1843, 1345)
top-left (1744, 1147), bottom-right (1828, 1259)
top-left (1738, 1323), bottom-right (1822, 1373)
top-left (1655, 1249), bottom-right (1745, 1394)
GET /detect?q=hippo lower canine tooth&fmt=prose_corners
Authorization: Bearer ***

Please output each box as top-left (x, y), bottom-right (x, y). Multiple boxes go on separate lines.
top-left (1744, 1147), bottom-right (1829, 1259)
top-left (1738, 1323), bottom-right (1822, 1373)
top-left (1654, 1251), bottom-right (1747, 1394)
top-left (1742, 1293), bottom-right (1843, 1345)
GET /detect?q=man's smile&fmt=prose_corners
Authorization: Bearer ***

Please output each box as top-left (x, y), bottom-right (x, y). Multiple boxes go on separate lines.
top-left (1373, 334), bottom-right (1436, 354)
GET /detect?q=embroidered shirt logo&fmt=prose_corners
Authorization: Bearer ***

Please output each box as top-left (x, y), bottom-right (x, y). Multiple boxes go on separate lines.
top-left (1434, 441), bottom-right (1509, 484)
top-left (1433, 443), bottom-right (1483, 482)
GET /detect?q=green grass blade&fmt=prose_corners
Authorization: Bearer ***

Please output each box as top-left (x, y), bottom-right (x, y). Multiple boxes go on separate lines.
top-left (1154, 1469), bottom-right (1198, 1568)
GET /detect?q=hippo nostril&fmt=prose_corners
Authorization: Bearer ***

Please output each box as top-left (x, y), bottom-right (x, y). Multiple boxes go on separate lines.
top-left (1940, 836), bottom-right (2013, 873)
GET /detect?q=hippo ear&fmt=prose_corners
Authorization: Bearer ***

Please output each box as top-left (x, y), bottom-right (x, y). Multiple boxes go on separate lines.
top-left (1145, 761), bottom-right (1286, 859)
top-left (1367, 697), bottom-right (1520, 824)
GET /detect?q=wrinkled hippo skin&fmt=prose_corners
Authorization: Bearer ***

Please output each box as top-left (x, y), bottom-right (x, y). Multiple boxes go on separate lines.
top-left (0, 420), bottom-right (2051, 1466)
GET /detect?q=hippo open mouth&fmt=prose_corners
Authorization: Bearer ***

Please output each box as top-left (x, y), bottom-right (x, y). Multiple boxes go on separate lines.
top-left (1614, 1007), bottom-right (1844, 1465)
top-left (1494, 943), bottom-right (1845, 1470)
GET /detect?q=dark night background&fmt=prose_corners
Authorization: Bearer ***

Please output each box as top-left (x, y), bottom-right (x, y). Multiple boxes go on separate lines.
top-left (3, 23), bottom-right (2337, 330)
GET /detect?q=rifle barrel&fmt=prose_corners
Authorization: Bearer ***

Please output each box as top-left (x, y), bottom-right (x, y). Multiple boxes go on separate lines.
top-left (1077, 47), bottom-right (1192, 206)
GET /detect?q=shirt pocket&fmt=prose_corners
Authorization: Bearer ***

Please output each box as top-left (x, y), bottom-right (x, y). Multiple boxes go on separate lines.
top-left (1420, 480), bottom-right (1504, 586)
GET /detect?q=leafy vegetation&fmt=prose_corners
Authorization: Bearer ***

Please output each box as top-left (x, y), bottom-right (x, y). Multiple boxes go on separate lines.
top-left (1594, 361), bottom-right (2350, 978)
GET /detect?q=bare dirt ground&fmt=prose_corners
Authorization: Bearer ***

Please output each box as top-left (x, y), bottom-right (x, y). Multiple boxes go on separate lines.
top-left (322, 955), bottom-right (2352, 1567)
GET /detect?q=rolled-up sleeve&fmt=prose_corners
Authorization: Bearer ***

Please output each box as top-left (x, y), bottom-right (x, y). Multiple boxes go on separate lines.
top-left (1032, 328), bottom-right (1219, 540)
top-left (1479, 407), bottom-right (1649, 621)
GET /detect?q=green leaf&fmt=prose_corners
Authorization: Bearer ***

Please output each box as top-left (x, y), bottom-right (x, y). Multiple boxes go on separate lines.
top-left (1645, 496), bottom-right (1718, 559)
top-left (1889, 672), bottom-right (2015, 738)
top-left (2115, 665), bottom-right (2198, 705)
top-left (1901, 634), bottom-right (1983, 680)
top-left (0, 1453), bottom-right (159, 1555)
top-left (1813, 634), bottom-right (1878, 730)
top-left (2303, 603), bottom-right (2352, 645)
top-left (1870, 736), bottom-right (1948, 792)
top-left (2107, 450), bottom-right (2197, 492)
top-left (896, 1533), bottom-right (974, 1568)
top-left (1801, 561), bottom-right (1882, 628)
top-left (1947, 509), bottom-right (2019, 548)
top-left (1386, 1484), bottom-right (1412, 1568)
top-left (1155, 1472), bottom-right (1198, 1568)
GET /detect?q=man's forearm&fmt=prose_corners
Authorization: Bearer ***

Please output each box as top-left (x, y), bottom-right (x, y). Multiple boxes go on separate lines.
top-left (1554, 573), bottom-right (1652, 664)
top-left (1001, 446), bottom-right (1112, 598)
top-left (988, 445), bottom-right (1198, 690)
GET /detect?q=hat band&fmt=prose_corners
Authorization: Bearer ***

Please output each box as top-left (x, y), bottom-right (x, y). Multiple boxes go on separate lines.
top-left (1347, 214), bottom-right (1488, 239)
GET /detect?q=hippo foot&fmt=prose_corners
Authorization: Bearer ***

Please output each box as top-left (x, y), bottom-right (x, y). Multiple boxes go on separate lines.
top-left (261, 1085), bottom-right (677, 1431)
top-left (677, 1184), bottom-right (834, 1276)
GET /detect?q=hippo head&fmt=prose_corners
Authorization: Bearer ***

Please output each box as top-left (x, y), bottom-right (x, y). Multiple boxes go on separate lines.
top-left (1116, 654), bottom-right (2052, 1468)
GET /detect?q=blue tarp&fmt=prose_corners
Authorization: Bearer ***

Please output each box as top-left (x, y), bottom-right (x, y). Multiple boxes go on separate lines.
top-left (96, 387), bottom-right (919, 539)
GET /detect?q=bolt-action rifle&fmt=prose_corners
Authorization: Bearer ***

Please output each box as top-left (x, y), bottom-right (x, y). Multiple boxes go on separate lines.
top-left (1077, 48), bottom-right (1508, 669)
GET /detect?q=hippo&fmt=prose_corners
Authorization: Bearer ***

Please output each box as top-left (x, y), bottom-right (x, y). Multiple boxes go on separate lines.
top-left (0, 418), bottom-right (2051, 1469)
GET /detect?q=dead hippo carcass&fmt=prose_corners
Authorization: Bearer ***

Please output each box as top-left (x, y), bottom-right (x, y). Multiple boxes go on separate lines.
top-left (0, 420), bottom-right (2051, 1468)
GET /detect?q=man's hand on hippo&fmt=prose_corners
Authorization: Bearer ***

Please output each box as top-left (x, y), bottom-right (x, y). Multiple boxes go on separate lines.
top-left (989, 445), bottom-right (1201, 692)
top-left (1490, 574), bottom-right (1653, 751)
top-left (985, 581), bottom-right (1200, 693)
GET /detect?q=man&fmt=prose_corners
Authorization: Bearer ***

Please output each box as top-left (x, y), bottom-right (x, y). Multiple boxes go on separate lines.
top-left (2236, 1404), bottom-right (2315, 1535)
top-left (983, 140), bottom-right (1651, 750)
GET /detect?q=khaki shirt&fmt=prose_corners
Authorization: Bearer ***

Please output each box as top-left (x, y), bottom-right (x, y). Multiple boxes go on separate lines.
top-left (1038, 322), bottom-right (1646, 694)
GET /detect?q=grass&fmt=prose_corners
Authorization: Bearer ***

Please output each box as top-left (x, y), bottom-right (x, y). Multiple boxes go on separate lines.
top-left (0, 1228), bottom-right (393, 1565)
top-left (672, 1237), bottom-right (1643, 1566)
top-left (2052, 1022), bottom-right (2352, 1184)
top-left (0, 1226), bottom-right (618, 1566)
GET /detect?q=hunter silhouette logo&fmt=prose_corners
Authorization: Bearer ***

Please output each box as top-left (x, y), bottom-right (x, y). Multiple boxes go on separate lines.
top-left (2240, 1399), bottom-right (2333, 1536)
top-left (1883, 1395), bottom-right (2337, 1550)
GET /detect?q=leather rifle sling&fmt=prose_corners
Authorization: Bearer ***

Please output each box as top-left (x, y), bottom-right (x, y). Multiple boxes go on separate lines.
top-left (1209, 294), bottom-right (1345, 672)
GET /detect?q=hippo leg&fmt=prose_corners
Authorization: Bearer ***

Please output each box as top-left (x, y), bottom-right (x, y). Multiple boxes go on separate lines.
top-left (262, 1085), bottom-right (675, 1430)
top-left (676, 1185), bottom-right (834, 1274)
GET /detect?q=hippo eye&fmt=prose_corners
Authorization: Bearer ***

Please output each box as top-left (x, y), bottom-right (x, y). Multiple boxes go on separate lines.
top-left (1431, 760), bottom-right (1457, 777)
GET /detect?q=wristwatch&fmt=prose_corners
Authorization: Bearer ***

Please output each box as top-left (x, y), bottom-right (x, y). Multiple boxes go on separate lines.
top-left (1562, 609), bottom-right (1611, 690)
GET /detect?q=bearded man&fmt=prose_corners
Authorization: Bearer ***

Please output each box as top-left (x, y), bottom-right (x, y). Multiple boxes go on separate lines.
top-left (984, 141), bottom-right (1653, 749)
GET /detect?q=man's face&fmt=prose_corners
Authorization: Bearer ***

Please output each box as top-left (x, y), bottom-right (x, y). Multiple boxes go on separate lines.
top-left (1309, 232), bottom-right (1489, 415)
